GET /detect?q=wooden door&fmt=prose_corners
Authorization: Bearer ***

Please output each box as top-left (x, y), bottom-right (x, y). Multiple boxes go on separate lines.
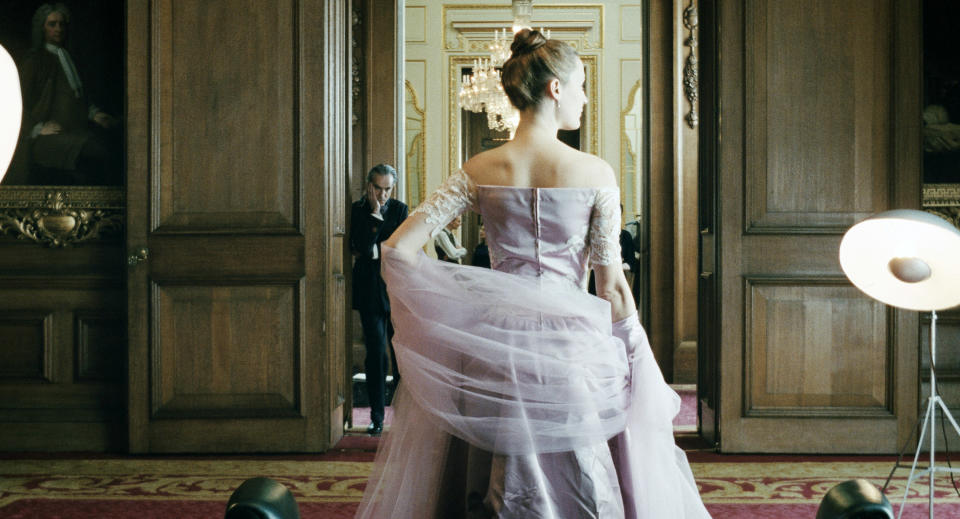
top-left (125, 0), bottom-right (350, 453)
top-left (710, 0), bottom-right (922, 453)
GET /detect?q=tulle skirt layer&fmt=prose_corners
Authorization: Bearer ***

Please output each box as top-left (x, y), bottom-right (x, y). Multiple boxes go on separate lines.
top-left (355, 247), bottom-right (711, 518)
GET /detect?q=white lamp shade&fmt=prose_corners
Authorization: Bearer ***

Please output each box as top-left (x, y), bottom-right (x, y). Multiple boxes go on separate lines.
top-left (0, 43), bottom-right (22, 183)
top-left (839, 209), bottom-right (960, 311)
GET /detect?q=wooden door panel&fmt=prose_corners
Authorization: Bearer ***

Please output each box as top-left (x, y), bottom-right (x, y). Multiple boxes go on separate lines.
top-left (127, 0), bottom-right (347, 453)
top-left (152, 282), bottom-right (301, 419)
top-left (155, 0), bottom-right (298, 233)
top-left (713, 0), bottom-right (921, 453)
top-left (0, 285), bottom-right (124, 449)
top-left (75, 313), bottom-right (125, 382)
top-left (0, 290), bottom-right (123, 388)
top-left (0, 310), bottom-right (53, 382)
top-left (741, 235), bottom-right (847, 273)
top-left (744, 0), bottom-right (890, 232)
top-left (746, 280), bottom-right (890, 413)
top-left (148, 236), bottom-right (305, 278)
top-left (0, 312), bottom-right (52, 381)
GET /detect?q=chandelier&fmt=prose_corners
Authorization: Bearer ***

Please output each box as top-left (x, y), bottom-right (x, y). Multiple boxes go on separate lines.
top-left (457, 47), bottom-right (518, 135)
top-left (457, 0), bottom-right (539, 137)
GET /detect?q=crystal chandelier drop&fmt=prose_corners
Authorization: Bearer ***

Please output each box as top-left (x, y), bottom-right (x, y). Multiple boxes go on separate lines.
top-left (457, 0), bottom-right (537, 137)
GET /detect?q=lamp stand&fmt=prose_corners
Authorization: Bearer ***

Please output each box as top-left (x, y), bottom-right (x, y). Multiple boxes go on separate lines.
top-left (882, 311), bottom-right (960, 518)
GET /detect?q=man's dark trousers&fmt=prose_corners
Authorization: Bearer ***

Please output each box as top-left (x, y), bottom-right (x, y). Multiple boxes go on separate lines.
top-left (359, 311), bottom-right (397, 425)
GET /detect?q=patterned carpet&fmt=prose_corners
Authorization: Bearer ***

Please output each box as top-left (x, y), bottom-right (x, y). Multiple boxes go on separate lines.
top-left (4, 445), bottom-right (960, 518)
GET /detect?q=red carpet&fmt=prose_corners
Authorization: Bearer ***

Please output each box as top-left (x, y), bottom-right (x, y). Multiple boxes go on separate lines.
top-left (672, 386), bottom-right (697, 431)
top-left (3, 495), bottom-right (959, 518)
top-left (5, 442), bottom-right (960, 519)
top-left (0, 499), bottom-right (360, 519)
top-left (708, 503), bottom-right (960, 518)
top-left (7, 396), bottom-right (960, 519)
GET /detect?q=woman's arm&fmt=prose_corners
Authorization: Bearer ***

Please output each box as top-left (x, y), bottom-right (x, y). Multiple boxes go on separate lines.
top-left (385, 170), bottom-right (476, 259)
top-left (588, 184), bottom-right (637, 322)
top-left (383, 211), bottom-right (436, 258)
top-left (594, 262), bottom-right (636, 321)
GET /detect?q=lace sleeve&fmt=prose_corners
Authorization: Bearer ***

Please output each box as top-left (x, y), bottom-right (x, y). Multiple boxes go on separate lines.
top-left (411, 169), bottom-right (478, 237)
top-left (589, 187), bottom-right (623, 266)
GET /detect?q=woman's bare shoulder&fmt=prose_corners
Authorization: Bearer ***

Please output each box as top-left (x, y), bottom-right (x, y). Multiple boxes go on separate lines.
top-left (560, 150), bottom-right (617, 188)
top-left (462, 142), bottom-right (616, 188)
top-left (461, 148), bottom-right (508, 184)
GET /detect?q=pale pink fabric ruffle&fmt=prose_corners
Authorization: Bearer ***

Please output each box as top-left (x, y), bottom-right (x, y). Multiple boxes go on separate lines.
top-left (356, 247), bottom-right (711, 518)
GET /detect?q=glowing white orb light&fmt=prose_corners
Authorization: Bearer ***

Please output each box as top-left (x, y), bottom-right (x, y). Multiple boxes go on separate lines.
top-left (0, 43), bottom-right (22, 183)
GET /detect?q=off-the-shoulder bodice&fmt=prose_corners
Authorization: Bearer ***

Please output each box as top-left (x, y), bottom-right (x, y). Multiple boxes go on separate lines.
top-left (411, 169), bottom-right (621, 290)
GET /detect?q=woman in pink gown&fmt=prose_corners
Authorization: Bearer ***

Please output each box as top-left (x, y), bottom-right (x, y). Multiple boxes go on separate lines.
top-left (355, 29), bottom-right (711, 519)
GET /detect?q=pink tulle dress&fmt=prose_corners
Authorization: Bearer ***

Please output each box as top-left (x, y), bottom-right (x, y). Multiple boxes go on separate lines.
top-left (355, 170), bottom-right (711, 519)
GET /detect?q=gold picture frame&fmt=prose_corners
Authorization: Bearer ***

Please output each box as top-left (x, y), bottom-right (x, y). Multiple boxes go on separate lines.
top-left (0, 0), bottom-right (124, 247)
top-left (923, 183), bottom-right (960, 229)
top-left (0, 186), bottom-right (122, 247)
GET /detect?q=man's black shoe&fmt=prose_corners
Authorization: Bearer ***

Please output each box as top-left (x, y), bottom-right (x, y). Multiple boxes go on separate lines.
top-left (367, 422), bottom-right (383, 435)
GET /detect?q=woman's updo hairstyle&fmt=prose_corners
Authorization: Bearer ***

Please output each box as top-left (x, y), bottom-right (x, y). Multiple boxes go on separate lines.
top-left (501, 29), bottom-right (580, 111)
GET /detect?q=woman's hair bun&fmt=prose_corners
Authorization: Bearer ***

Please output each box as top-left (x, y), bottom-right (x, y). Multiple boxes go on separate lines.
top-left (501, 27), bottom-right (578, 111)
top-left (510, 28), bottom-right (547, 57)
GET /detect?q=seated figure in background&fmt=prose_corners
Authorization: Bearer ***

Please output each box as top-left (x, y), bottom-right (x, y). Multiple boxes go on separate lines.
top-left (11, 3), bottom-right (119, 185)
top-left (434, 215), bottom-right (468, 263)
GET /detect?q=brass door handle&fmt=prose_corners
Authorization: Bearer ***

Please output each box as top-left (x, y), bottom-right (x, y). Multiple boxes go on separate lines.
top-left (127, 247), bottom-right (149, 266)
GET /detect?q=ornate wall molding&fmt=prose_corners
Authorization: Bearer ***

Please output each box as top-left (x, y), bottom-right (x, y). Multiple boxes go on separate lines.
top-left (404, 79), bottom-right (427, 207)
top-left (443, 4), bottom-right (603, 52)
top-left (682, 0), bottom-right (699, 128)
top-left (0, 187), bottom-right (123, 247)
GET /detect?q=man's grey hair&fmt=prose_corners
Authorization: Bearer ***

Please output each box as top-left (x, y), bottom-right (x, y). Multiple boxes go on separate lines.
top-left (366, 163), bottom-right (397, 184)
top-left (32, 3), bottom-right (71, 49)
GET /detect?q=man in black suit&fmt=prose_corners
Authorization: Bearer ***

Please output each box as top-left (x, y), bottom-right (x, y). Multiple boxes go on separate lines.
top-left (350, 164), bottom-right (407, 435)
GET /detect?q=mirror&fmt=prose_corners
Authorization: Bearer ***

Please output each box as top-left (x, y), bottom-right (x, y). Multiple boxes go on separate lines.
top-left (622, 80), bottom-right (643, 219)
top-left (621, 79), bottom-right (643, 289)
top-left (0, 0), bottom-right (123, 246)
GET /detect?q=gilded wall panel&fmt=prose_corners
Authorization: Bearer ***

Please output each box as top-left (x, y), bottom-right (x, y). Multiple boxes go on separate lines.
top-left (404, 59), bottom-right (427, 207)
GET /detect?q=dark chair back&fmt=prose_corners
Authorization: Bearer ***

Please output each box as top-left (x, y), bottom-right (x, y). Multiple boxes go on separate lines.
top-left (816, 479), bottom-right (893, 519)
top-left (225, 477), bottom-right (301, 519)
